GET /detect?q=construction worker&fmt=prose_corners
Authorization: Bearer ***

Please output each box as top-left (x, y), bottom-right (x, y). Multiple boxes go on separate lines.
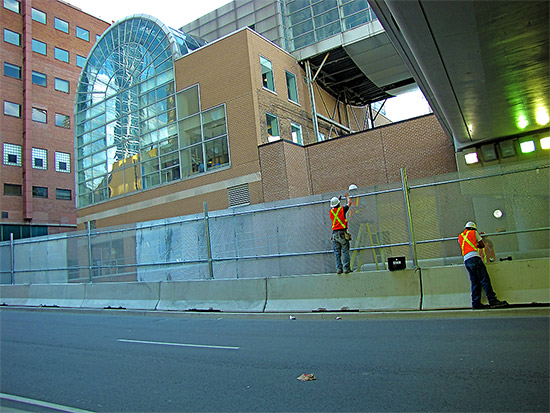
top-left (330, 192), bottom-right (352, 274)
top-left (459, 221), bottom-right (508, 309)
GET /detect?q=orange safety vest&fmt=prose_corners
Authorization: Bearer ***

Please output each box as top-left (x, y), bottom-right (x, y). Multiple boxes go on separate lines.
top-left (330, 206), bottom-right (347, 230)
top-left (458, 229), bottom-right (478, 256)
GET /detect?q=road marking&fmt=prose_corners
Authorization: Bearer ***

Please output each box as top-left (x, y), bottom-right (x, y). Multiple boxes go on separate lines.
top-left (0, 393), bottom-right (93, 413)
top-left (117, 339), bottom-right (240, 350)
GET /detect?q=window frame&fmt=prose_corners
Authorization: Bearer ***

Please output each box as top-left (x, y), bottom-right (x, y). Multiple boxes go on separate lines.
top-left (3, 28), bottom-right (20, 46)
top-left (286, 71), bottom-right (299, 104)
top-left (3, 143), bottom-right (22, 166)
top-left (76, 54), bottom-right (86, 68)
top-left (76, 26), bottom-right (90, 41)
top-left (3, 183), bottom-right (22, 196)
top-left (3, 0), bottom-right (20, 13)
top-left (260, 55), bottom-right (275, 92)
top-left (32, 38), bottom-right (47, 55)
top-left (54, 17), bottom-right (69, 33)
top-left (32, 107), bottom-right (47, 123)
top-left (54, 78), bottom-right (70, 93)
top-left (32, 70), bottom-right (47, 87)
top-left (55, 151), bottom-right (71, 173)
top-left (54, 47), bottom-right (69, 63)
top-left (32, 147), bottom-right (47, 170)
top-left (31, 8), bottom-right (46, 24)
top-left (32, 186), bottom-right (48, 198)
top-left (3, 101), bottom-right (21, 118)
top-left (4, 62), bottom-right (21, 79)
top-left (55, 113), bottom-right (70, 128)
top-left (291, 122), bottom-right (303, 145)
top-left (56, 188), bottom-right (72, 200)
top-left (266, 112), bottom-right (280, 142)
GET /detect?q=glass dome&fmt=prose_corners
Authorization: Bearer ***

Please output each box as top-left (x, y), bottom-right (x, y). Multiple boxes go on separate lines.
top-left (74, 15), bottom-right (207, 208)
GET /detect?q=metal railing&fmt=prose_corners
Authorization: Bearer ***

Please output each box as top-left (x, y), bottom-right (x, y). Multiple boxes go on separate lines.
top-left (1, 159), bottom-right (549, 284)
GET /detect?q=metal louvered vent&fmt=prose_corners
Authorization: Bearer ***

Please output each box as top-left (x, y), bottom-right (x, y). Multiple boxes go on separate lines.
top-left (228, 183), bottom-right (250, 207)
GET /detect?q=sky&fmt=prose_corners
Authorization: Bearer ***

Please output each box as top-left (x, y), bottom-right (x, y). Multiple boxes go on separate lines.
top-left (63, 0), bottom-right (431, 122)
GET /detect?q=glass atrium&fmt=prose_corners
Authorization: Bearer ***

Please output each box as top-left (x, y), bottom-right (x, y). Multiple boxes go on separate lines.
top-left (283, 0), bottom-right (377, 51)
top-left (75, 16), bottom-right (229, 208)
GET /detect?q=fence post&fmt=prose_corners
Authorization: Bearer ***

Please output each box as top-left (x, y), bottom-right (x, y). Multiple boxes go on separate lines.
top-left (87, 221), bottom-right (93, 282)
top-left (401, 167), bottom-right (418, 268)
top-left (10, 232), bottom-right (14, 284)
top-left (204, 202), bottom-right (214, 279)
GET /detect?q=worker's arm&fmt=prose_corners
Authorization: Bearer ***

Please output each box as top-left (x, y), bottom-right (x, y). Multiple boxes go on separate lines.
top-left (476, 231), bottom-right (485, 249)
top-left (344, 191), bottom-right (352, 207)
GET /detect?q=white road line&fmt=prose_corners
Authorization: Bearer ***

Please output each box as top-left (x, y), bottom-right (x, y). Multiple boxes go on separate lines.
top-left (117, 339), bottom-right (240, 350)
top-left (0, 393), bottom-right (93, 413)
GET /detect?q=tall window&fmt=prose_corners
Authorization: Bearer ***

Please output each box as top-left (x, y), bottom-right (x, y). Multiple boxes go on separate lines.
top-left (55, 78), bottom-right (69, 93)
top-left (32, 148), bottom-right (47, 170)
top-left (55, 152), bottom-right (70, 173)
top-left (32, 39), bottom-right (47, 55)
top-left (266, 113), bottom-right (279, 142)
top-left (54, 47), bottom-right (69, 63)
top-left (4, 62), bottom-right (21, 79)
top-left (4, 28), bottom-right (20, 46)
top-left (286, 71), bottom-right (299, 103)
top-left (3, 143), bottom-right (22, 166)
top-left (32, 71), bottom-right (47, 86)
top-left (291, 123), bottom-right (303, 145)
top-left (31, 8), bottom-right (46, 24)
top-left (260, 56), bottom-right (275, 92)
top-left (54, 17), bottom-right (69, 33)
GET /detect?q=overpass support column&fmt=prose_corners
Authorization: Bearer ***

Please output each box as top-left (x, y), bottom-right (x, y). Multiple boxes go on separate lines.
top-left (305, 61), bottom-right (320, 142)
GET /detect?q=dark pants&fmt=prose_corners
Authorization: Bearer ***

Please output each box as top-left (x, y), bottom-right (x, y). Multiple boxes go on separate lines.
top-left (464, 256), bottom-right (497, 306)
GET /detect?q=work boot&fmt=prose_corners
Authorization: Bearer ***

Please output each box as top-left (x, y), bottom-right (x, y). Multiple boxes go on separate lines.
top-left (337, 269), bottom-right (343, 274)
top-left (344, 269), bottom-right (352, 274)
top-left (489, 300), bottom-right (509, 308)
top-left (472, 303), bottom-right (489, 310)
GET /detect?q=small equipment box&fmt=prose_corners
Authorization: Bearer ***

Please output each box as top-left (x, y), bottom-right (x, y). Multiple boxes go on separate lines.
top-left (388, 256), bottom-right (406, 271)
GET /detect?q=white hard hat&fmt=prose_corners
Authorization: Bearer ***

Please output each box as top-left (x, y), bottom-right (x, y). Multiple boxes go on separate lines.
top-left (330, 197), bottom-right (340, 207)
top-left (465, 221), bottom-right (477, 230)
top-left (348, 184), bottom-right (358, 191)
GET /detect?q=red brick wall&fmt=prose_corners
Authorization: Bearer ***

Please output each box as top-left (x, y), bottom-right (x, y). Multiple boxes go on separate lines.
top-left (0, 0), bottom-right (109, 230)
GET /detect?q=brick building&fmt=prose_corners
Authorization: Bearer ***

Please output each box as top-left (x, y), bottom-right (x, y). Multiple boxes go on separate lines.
top-left (1, 0), bottom-right (110, 240)
top-left (75, 16), bottom-right (455, 230)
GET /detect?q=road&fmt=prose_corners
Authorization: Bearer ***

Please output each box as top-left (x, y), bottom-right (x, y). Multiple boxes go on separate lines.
top-left (1, 309), bottom-right (548, 412)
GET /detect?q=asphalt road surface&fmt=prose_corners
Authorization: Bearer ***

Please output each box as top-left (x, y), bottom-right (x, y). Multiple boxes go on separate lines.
top-left (1, 309), bottom-right (548, 412)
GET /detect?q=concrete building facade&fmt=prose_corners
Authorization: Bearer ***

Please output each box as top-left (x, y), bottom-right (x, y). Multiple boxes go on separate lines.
top-left (1, 0), bottom-right (109, 240)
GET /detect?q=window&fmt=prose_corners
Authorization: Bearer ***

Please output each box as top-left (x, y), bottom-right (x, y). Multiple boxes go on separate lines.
top-left (3, 184), bottom-right (22, 196)
top-left (3, 0), bottom-right (19, 13)
top-left (286, 71), bottom-right (299, 103)
top-left (32, 107), bottom-right (47, 123)
top-left (32, 39), bottom-right (47, 55)
top-left (54, 17), bottom-right (69, 33)
top-left (3, 143), bottom-right (22, 166)
top-left (55, 78), bottom-right (69, 93)
top-left (4, 28), bottom-right (20, 46)
top-left (32, 71), bottom-right (47, 86)
top-left (32, 186), bottom-right (48, 198)
top-left (56, 188), bottom-right (72, 200)
top-left (55, 152), bottom-right (70, 172)
top-left (76, 27), bottom-right (90, 41)
top-left (176, 85), bottom-right (200, 118)
top-left (32, 148), bottom-right (47, 170)
top-left (55, 113), bottom-right (70, 128)
top-left (291, 123), bottom-right (303, 145)
top-left (260, 56), bottom-right (275, 92)
top-left (4, 101), bottom-right (21, 117)
top-left (76, 55), bottom-right (86, 67)
top-left (32, 8), bottom-right (46, 24)
top-left (54, 47), bottom-right (69, 63)
top-left (266, 113), bottom-right (279, 142)
top-left (4, 62), bottom-right (21, 79)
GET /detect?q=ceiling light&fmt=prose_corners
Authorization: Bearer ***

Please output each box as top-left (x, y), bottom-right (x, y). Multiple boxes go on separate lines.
top-left (517, 115), bottom-right (528, 129)
top-left (540, 136), bottom-right (550, 150)
top-left (536, 108), bottom-right (549, 125)
top-left (493, 209), bottom-right (503, 219)
top-left (464, 151), bottom-right (479, 164)
top-left (519, 140), bottom-right (535, 153)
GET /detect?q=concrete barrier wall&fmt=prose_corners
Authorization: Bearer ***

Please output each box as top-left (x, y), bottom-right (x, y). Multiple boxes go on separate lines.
top-left (157, 278), bottom-right (267, 312)
top-left (0, 284), bottom-right (29, 306)
top-left (421, 257), bottom-right (550, 309)
top-left (82, 282), bottom-right (160, 310)
top-left (27, 284), bottom-right (85, 307)
top-left (265, 270), bottom-right (421, 312)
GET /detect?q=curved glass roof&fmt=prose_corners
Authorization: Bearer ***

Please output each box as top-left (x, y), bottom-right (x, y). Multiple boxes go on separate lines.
top-left (74, 16), bottom-right (209, 208)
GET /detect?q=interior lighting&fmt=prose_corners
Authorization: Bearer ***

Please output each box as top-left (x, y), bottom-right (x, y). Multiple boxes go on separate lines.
top-left (536, 108), bottom-right (549, 125)
top-left (464, 150), bottom-right (479, 164)
top-left (540, 136), bottom-right (550, 150)
top-left (517, 115), bottom-right (528, 129)
top-left (480, 144), bottom-right (497, 161)
top-left (493, 209), bottom-right (503, 219)
top-left (519, 139), bottom-right (535, 153)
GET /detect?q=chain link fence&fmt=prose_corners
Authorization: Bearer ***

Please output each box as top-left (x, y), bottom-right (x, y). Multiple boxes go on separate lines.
top-left (1, 159), bottom-right (548, 284)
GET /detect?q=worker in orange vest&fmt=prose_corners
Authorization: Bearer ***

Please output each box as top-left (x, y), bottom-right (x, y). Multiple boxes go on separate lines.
top-left (459, 221), bottom-right (508, 309)
top-left (330, 192), bottom-right (352, 274)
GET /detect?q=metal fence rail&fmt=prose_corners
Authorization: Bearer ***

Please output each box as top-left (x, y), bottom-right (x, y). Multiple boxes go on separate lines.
top-left (1, 159), bottom-right (549, 284)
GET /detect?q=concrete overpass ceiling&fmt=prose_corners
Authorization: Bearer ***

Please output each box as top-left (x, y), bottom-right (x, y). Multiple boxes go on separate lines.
top-left (370, 0), bottom-right (549, 150)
